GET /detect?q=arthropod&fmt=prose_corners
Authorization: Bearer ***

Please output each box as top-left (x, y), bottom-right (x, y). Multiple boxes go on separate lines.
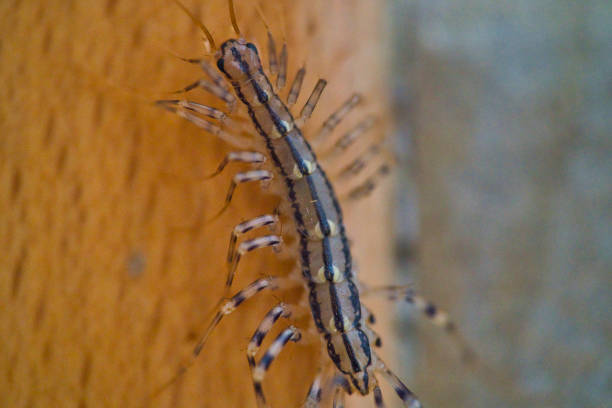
top-left (156, 1), bottom-right (473, 407)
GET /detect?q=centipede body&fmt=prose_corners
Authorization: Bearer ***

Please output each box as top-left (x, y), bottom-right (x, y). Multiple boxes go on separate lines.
top-left (150, 1), bottom-right (474, 407)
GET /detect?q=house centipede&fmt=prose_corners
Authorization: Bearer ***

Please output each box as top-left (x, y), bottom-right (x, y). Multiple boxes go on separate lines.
top-left (154, 1), bottom-right (475, 407)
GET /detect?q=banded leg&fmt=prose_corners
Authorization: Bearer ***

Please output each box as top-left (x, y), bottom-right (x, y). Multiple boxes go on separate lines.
top-left (180, 57), bottom-right (231, 92)
top-left (302, 369), bottom-right (327, 408)
top-left (205, 151), bottom-right (266, 180)
top-left (276, 42), bottom-right (288, 90)
top-left (151, 278), bottom-right (277, 398)
top-left (313, 94), bottom-right (362, 145)
top-left (227, 213), bottom-right (279, 263)
top-left (226, 234), bottom-right (282, 290)
top-left (156, 99), bottom-right (249, 148)
top-left (267, 31), bottom-right (279, 77)
top-left (363, 285), bottom-right (476, 362)
top-left (194, 278), bottom-right (277, 356)
top-left (296, 79), bottom-right (327, 127)
top-left (157, 99), bottom-right (228, 121)
top-left (171, 78), bottom-right (236, 110)
top-left (331, 376), bottom-right (351, 408)
top-left (287, 66), bottom-right (306, 107)
top-left (344, 164), bottom-right (391, 201)
top-left (326, 373), bottom-right (351, 408)
top-left (334, 141), bottom-right (392, 181)
top-left (332, 386), bottom-right (346, 408)
top-left (210, 169), bottom-right (273, 220)
top-left (376, 358), bottom-right (422, 408)
top-left (322, 115), bottom-right (377, 159)
top-left (252, 326), bottom-right (302, 408)
top-left (373, 386), bottom-right (386, 408)
top-left (158, 150), bottom-right (263, 184)
top-left (246, 303), bottom-right (291, 368)
top-left (162, 154), bottom-right (268, 234)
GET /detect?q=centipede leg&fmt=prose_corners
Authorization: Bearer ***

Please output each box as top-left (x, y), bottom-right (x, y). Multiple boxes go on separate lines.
top-left (150, 278), bottom-right (277, 399)
top-left (302, 369), bottom-right (326, 408)
top-left (332, 141), bottom-right (393, 182)
top-left (312, 93), bottom-right (362, 146)
top-left (287, 66), bottom-right (306, 107)
top-left (180, 58), bottom-right (229, 89)
top-left (376, 358), bottom-right (422, 408)
top-left (251, 326), bottom-right (302, 408)
top-left (267, 31), bottom-right (279, 77)
top-left (226, 234), bottom-right (282, 290)
top-left (246, 303), bottom-right (292, 369)
top-left (157, 100), bottom-right (250, 148)
top-left (276, 42), bottom-right (288, 90)
top-left (320, 115), bottom-right (377, 159)
top-left (371, 385), bottom-right (385, 408)
top-left (204, 151), bottom-right (266, 179)
top-left (227, 213), bottom-right (279, 263)
top-left (342, 164), bottom-right (391, 202)
top-left (171, 78), bottom-right (236, 110)
top-left (332, 383), bottom-right (348, 408)
top-left (363, 285), bottom-right (476, 362)
top-left (296, 79), bottom-right (327, 127)
top-left (210, 169), bottom-right (273, 221)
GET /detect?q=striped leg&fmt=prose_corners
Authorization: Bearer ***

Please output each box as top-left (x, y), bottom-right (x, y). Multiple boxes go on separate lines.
top-left (312, 94), bottom-right (362, 146)
top-left (150, 278), bottom-right (277, 398)
top-left (343, 164), bottom-right (391, 201)
top-left (267, 31), bottom-right (279, 77)
top-left (302, 369), bottom-right (326, 408)
top-left (160, 150), bottom-right (265, 183)
top-left (194, 278), bottom-right (277, 356)
top-left (181, 57), bottom-right (232, 93)
top-left (204, 151), bottom-right (266, 179)
top-left (171, 57), bottom-right (235, 110)
top-left (226, 235), bottom-right (282, 290)
top-left (171, 78), bottom-right (236, 110)
top-left (373, 385), bottom-right (386, 408)
top-left (247, 303), bottom-right (291, 368)
top-left (162, 155), bottom-right (268, 234)
top-left (227, 213), bottom-right (279, 263)
top-left (363, 285), bottom-right (476, 362)
top-left (326, 375), bottom-right (351, 408)
top-left (296, 79), bottom-right (327, 127)
top-left (276, 42), bottom-right (288, 90)
top-left (332, 382), bottom-right (348, 408)
top-left (210, 169), bottom-right (273, 221)
top-left (321, 115), bottom-right (377, 159)
top-left (334, 142), bottom-right (393, 182)
top-left (252, 326), bottom-right (302, 408)
top-left (376, 358), bottom-right (422, 408)
top-left (157, 99), bottom-right (228, 121)
top-left (156, 99), bottom-right (249, 148)
top-left (287, 66), bottom-right (306, 107)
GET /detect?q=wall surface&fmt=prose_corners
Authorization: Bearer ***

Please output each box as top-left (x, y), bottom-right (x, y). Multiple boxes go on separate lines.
top-left (1, 1), bottom-right (392, 407)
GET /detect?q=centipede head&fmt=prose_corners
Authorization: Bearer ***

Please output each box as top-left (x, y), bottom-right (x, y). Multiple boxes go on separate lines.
top-left (216, 39), bottom-right (264, 83)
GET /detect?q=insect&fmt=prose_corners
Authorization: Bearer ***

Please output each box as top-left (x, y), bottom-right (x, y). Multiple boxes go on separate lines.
top-left (155, 1), bottom-right (474, 407)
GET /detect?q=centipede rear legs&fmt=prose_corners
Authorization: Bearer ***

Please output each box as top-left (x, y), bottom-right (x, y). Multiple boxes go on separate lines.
top-left (362, 285), bottom-right (477, 363)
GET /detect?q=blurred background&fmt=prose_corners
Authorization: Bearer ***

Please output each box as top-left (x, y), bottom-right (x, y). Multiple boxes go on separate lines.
top-left (389, 1), bottom-right (611, 407)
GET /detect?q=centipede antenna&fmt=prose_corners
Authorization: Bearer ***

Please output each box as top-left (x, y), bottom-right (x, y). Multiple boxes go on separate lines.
top-left (172, 0), bottom-right (217, 51)
top-left (254, 3), bottom-right (271, 33)
top-left (228, 0), bottom-right (242, 37)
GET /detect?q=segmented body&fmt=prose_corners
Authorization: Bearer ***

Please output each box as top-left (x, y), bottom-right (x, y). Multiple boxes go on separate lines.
top-left (156, 2), bottom-right (474, 407)
top-left (216, 39), bottom-right (374, 393)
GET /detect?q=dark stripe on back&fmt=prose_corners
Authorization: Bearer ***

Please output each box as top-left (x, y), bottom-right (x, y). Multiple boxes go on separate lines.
top-left (217, 43), bottom-right (369, 362)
